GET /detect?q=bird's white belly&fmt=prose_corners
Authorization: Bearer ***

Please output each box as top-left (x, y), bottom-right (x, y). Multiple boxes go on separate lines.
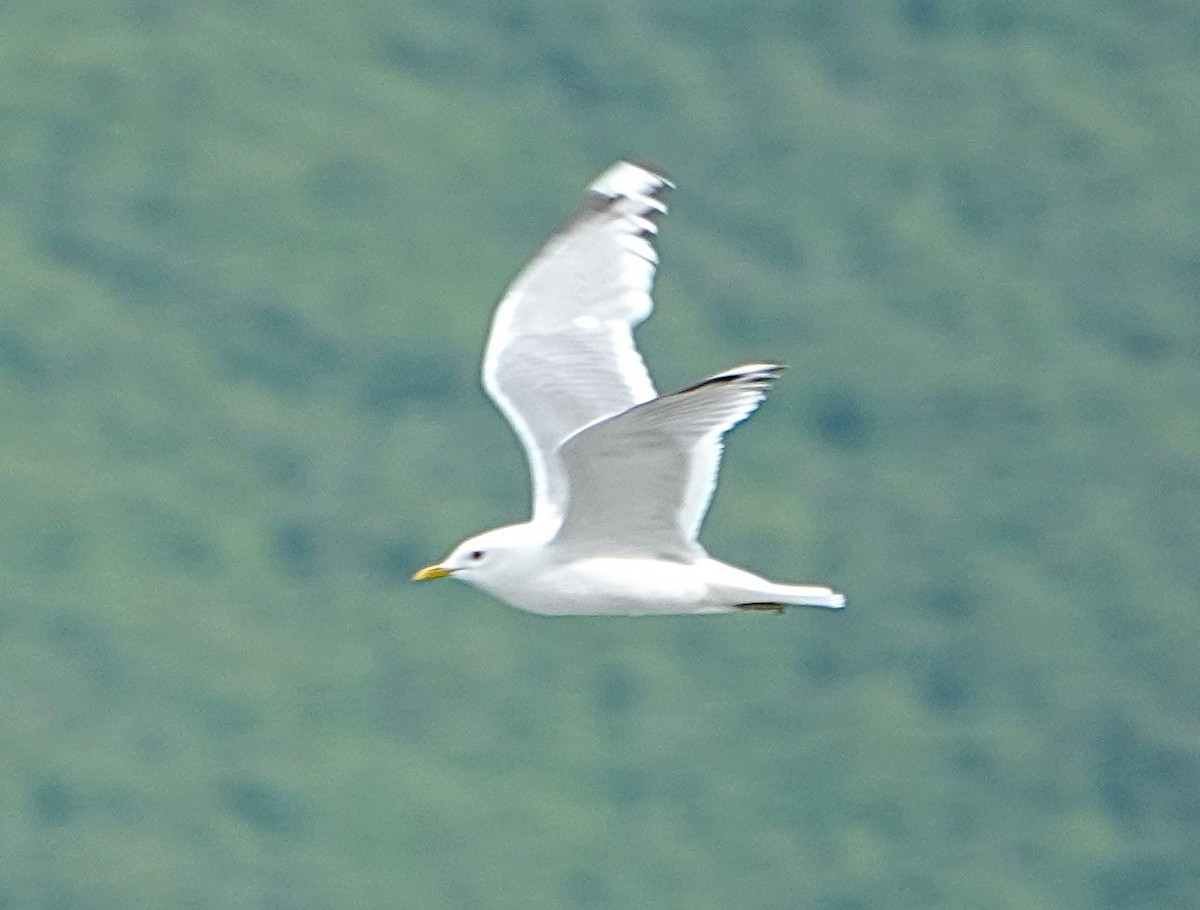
top-left (500, 557), bottom-right (720, 616)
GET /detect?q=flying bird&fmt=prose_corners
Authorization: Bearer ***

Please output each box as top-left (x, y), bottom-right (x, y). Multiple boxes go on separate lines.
top-left (413, 162), bottom-right (844, 616)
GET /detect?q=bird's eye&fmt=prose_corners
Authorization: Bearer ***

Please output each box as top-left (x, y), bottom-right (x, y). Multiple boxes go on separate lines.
top-left (469, 550), bottom-right (484, 562)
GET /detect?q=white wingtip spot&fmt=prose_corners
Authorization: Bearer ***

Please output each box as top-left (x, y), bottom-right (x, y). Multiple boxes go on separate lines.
top-left (589, 161), bottom-right (673, 199)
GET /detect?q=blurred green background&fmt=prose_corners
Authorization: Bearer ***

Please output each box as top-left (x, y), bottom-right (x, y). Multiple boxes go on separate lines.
top-left (3, 1), bottom-right (1198, 907)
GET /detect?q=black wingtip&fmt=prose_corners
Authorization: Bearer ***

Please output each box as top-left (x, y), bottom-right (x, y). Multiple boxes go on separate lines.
top-left (679, 363), bottom-right (786, 394)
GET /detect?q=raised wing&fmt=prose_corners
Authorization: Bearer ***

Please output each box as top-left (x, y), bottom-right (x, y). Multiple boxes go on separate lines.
top-left (482, 162), bottom-right (673, 524)
top-left (552, 364), bottom-right (785, 560)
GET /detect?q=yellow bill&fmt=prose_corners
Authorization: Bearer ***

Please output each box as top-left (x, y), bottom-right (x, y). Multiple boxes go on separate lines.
top-left (412, 564), bottom-right (453, 581)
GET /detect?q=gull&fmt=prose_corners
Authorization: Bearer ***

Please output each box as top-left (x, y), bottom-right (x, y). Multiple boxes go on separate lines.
top-left (413, 161), bottom-right (845, 615)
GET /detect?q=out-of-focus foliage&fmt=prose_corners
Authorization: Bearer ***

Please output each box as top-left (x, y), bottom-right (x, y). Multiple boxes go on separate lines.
top-left (2, 0), bottom-right (1197, 907)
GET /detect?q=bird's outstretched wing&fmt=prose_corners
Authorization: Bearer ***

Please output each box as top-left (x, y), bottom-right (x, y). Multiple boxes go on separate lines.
top-left (552, 364), bottom-right (785, 560)
top-left (482, 162), bottom-right (672, 525)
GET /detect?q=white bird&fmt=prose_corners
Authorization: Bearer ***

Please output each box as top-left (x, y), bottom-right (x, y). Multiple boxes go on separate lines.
top-left (413, 161), bottom-right (844, 616)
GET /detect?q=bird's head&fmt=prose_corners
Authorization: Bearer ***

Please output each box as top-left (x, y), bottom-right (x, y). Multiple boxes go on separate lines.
top-left (412, 523), bottom-right (550, 591)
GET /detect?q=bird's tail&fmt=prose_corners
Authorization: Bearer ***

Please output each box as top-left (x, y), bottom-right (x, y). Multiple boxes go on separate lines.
top-left (758, 583), bottom-right (846, 611)
top-left (706, 561), bottom-right (846, 612)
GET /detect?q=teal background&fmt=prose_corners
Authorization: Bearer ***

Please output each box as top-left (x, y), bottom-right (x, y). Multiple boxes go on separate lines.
top-left (3, 1), bottom-right (1197, 907)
